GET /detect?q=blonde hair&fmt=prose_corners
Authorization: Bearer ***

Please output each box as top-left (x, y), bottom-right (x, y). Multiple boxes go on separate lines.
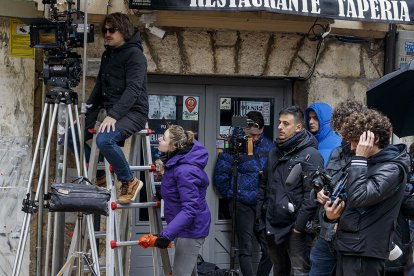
top-left (167, 125), bottom-right (195, 151)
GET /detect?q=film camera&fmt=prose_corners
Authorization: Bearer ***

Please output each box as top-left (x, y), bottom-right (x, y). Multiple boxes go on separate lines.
top-left (222, 116), bottom-right (257, 155)
top-left (312, 169), bottom-right (349, 202)
top-left (28, 0), bottom-right (94, 89)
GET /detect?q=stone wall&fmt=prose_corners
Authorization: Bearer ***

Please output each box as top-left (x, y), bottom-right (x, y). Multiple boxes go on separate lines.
top-left (88, 27), bottom-right (384, 109)
top-left (0, 17), bottom-right (34, 275)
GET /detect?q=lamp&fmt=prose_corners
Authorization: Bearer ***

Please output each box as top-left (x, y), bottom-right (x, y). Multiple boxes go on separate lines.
top-left (139, 14), bottom-right (166, 39)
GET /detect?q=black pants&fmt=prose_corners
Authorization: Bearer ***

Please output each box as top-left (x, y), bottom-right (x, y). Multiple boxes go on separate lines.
top-left (336, 253), bottom-right (385, 276)
top-left (267, 231), bottom-right (312, 276)
top-left (231, 202), bottom-right (273, 276)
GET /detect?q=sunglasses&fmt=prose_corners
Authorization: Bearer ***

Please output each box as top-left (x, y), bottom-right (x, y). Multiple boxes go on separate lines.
top-left (102, 27), bottom-right (118, 34)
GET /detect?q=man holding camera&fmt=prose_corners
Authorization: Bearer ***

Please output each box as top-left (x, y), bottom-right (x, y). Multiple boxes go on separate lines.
top-left (214, 111), bottom-right (274, 276)
top-left (324, 109), bottom-right (410, 276)
top-left (257, 106), bottom-right (323, 275)
top-left (309, 100), bottom-right (366, 276)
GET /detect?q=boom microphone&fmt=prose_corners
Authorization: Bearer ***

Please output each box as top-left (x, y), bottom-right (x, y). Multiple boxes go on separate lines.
top-left (286, 163), bottom-right (302, 186)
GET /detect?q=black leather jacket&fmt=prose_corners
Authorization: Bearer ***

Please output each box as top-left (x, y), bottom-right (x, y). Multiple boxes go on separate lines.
top-left (335, 144), bottom-right (410, 260)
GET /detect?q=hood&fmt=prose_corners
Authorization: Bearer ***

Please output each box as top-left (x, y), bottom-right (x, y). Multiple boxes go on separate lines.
top-left (305, 102), bottom-right (336, 142)
top-left (109, 31), bottom-right (143, 52)
top-left (369, 144), bottom-right (410, 175)
top-left (165, 140), bottom-right (208, 170)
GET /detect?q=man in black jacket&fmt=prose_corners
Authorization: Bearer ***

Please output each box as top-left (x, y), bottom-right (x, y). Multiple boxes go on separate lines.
top-left (325, 109), bottom-right (410, 276)
top-left (257, 106), bottom-right (323, 275)
top-left (77, 13), bottom-right (148, 204)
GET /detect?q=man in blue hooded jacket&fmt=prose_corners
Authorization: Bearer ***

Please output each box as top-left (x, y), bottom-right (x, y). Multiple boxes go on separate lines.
top-left (305, 102), bottom-right (341, 167)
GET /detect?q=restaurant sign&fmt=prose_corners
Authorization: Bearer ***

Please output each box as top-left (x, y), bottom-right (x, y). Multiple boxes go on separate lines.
top-left (129, 0), bottom-right (413, 25)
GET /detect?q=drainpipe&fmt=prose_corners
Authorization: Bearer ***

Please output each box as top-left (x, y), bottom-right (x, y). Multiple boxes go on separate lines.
top-left (384, 24), bottom-right (397, 74)
top-left (384, 24), bottom-right (400, 144)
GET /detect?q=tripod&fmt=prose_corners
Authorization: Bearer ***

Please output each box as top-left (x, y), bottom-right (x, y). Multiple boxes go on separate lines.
top-left (227, 150), bottom-right (241, 276)
top-left (12, 87), bottom-right (98, 276)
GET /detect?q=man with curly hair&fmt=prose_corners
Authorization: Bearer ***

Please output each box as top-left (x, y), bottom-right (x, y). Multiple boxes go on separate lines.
top-left (309, 100), bottom-right (366, 276)
top-left (324, 109), bottom-right (410, 276)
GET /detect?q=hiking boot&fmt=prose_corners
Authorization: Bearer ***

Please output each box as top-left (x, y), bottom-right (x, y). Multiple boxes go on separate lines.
top-left (96, 175), bottom-right (107, 188)
top-left (118, 177), bottom-right (143, 204)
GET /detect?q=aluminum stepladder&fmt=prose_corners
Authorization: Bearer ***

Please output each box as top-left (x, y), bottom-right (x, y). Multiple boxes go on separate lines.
top-left (63, 116), bottom-right (172, 275)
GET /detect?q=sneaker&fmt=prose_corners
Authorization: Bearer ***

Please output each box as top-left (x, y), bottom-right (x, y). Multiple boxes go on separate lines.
top-left (96, 175), bottom-right (106, 188)
top-left (118, 177), bottom-right (143, 204)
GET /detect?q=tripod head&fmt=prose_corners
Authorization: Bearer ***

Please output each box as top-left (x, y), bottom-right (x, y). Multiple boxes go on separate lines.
top-left (45, 87), bottom-right (78, 105)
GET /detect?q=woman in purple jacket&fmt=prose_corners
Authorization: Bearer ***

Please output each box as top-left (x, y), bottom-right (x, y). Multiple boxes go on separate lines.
top-left (154, 125), bottom-right (211, 276)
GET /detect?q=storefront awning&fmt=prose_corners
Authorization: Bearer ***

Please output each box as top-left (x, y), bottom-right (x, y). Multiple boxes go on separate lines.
top-left (129, 0), bottom-right (414, 25)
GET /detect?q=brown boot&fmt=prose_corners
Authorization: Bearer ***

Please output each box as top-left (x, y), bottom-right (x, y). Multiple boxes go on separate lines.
top-left (96, 175), bottom-right (107, 188)
top-left (118, 177), bottom-right (143, 204)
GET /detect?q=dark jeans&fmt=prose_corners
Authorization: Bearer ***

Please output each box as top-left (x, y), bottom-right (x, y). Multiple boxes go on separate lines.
top-left (267, 231), bottom-right (311, 276)
top-left (95, 129), bottom-right (132, 182)
top-left (309, 238), bottom-right (336, 276)
top-left (336, 253), bottom-right (385, 276)
top-left (68, 127), bottom-right (132, 182)
top-left (231, 202), bottom-right (273, 276)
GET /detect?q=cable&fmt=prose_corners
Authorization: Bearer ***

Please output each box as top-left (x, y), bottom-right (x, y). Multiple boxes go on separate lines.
top-left (298, 18), bottom-right (331, 81)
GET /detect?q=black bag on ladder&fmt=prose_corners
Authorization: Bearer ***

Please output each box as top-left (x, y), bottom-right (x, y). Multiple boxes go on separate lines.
top-left (47, 177), bottom-right (111, 216)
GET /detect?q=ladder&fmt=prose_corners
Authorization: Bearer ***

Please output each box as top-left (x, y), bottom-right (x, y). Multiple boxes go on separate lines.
top-left (61, 115), bottom-right (172, 275)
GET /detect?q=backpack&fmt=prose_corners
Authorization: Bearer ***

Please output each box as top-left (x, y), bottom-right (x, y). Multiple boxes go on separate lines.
top-left (197, 255), bottom-right (227, 276)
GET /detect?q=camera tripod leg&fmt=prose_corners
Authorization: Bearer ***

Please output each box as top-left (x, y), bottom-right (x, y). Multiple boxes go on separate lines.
top-left (12, 102), bottom-right (59, 276)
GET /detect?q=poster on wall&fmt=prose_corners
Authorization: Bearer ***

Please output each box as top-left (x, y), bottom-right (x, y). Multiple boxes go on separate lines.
top-left (240, 101), bottom-right (271, 125)
top-left (9, 19), bottom-right (34, 58)
top-left (183, 96), bottom-right (199, 120)
top-left (149, 95), bottom-right (177, 119)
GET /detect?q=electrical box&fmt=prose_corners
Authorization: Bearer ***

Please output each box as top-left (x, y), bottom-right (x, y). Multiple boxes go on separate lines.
top-left (395, 30), bottom-right (414, 70)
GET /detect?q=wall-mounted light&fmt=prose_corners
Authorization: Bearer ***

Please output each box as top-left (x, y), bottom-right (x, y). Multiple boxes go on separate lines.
top-left (145, 24), bottom-right (166, 39)
top-left (139, 14), bottom-right (166, 40)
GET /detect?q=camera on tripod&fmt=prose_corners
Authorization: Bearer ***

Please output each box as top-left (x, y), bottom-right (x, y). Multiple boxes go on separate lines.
top-left (222, 116), bottom-right (256, 155)
top-left (312, 169), bottom-right (348, 201)
top-left (28, 0), bottom-right (94, 89)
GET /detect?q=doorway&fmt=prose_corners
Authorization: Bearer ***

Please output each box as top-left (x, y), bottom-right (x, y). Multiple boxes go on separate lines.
top-left (130, 76), bottom-right (291, 275)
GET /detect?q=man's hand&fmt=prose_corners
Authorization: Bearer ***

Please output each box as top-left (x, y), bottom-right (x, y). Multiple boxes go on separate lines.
top-left (99, 116), bottom-right (117, 133)
top-left (324, 198), bottom-right (345, 221)
top-left (356, 131), bottom-right (375, 158)
top-left (316, 189), bottom-right (330, 204)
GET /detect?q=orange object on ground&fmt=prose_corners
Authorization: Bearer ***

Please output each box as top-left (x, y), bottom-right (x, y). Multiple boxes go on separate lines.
top-left (138, 234), bottom-right (172, 249)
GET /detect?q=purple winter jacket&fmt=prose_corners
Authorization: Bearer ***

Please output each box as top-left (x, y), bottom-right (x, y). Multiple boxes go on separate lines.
top-left (159, 140), bottom-right (211, 241)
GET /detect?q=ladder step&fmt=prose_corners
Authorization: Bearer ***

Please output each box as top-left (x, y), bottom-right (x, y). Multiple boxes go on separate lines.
top-left (111, 201), bottom-right (160, 210)
top-left (137, 128), bottom-right (155, 135)
top-left (94, 231), bottom-right (106, 238)
top-left (110, 240), bottom-right (139, 249)
top-left (130, 164), bottom-right (156, 172)
top-left (96, 163), bottom-right (156, 172)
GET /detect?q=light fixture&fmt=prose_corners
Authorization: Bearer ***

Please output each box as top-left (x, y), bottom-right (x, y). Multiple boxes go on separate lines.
top-left (139, 14), bottom-right (166, 39)
top-left (145, 24), bottom-right (166, 39)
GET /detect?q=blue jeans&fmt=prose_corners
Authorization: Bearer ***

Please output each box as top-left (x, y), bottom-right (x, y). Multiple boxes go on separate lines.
top-left (95, 129), bottom-right (133, 182)
top-left (309, 238), bottom-right (336, 276)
